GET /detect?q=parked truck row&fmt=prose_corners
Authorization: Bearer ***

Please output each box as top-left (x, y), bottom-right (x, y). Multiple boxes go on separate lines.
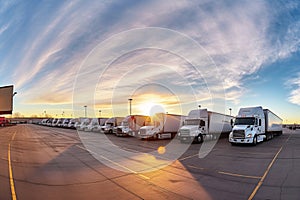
top-left (37, 105), bottom-right (283, 145)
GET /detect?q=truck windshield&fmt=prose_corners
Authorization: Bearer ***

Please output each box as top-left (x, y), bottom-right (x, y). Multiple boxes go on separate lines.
top-left (122, 122), bottom-right (128, 126)
top-left (234, 117), bottom-right (255, 125)
top-left (184, 119), bottom-right (200, 125)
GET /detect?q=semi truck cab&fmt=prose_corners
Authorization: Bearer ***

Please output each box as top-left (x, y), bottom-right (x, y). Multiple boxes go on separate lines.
top-left (115, 121), bottom-right (130, 136)
top-left (178, 118), bottom-right (207, 143)
top-left (138, 121), bottom-right (162, 139)
top-left (229, 107), bottom-right (266, 145)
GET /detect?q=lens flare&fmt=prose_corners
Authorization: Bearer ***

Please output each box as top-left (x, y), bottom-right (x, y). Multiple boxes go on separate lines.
top-left (157, 146), bottom-right (166, 154)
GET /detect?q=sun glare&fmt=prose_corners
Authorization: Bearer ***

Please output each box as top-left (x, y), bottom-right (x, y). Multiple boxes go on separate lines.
top-left (138, 102), bottom-right (166, 116)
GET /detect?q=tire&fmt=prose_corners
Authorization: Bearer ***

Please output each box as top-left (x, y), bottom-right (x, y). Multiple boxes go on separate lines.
top-left (109, 130), bottom-right (113, 134)
top-left (231, 142), bottom-right (236, 146)
top-left (195, 134), bottom-right (203, 144)
top-left (252, 136), bottom-right (257, 146)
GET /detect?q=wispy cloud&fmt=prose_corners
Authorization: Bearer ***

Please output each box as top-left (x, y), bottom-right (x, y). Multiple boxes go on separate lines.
top-left (287, 73), bottom-right (300, 106)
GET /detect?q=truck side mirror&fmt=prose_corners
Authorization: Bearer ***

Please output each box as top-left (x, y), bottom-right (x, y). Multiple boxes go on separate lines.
top-left (259, 119), bottom-right (261, 126)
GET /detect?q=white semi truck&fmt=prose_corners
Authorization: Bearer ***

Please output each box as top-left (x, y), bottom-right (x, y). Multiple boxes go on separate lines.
top-left (84, 118), bottom-right (108, 132)
top-left (178, 109), bottom-right (233, 143)
top-left (114, 115), bottom-right (151, 137)
top-left (102, 117), bottom-right (124, 134)
top-left (138, 113), bottom-right (185, 139)
top-left (76, 118), bottom-right (91, 130)
top-left (229, 106), bottom-right (282, 145)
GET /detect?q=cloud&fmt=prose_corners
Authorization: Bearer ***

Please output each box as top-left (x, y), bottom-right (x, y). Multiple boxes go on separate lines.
top-left (287, 73), bottom-right (300, 106)
top-left (12, 1), bottom-right (110, 89)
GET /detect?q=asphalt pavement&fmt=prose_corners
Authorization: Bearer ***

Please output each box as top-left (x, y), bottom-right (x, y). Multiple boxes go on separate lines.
top-left (0, 124), bottom-right (299, 199)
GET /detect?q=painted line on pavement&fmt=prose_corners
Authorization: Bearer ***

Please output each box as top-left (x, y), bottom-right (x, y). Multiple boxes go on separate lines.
top-left (218, 171), bottom-right (261, 179)
top-left (179, 154), bottom-right (199, 161)
top-left (8, 131), bottom-right (17, 200)
top-left (248, 133), bottom-right (292, 200)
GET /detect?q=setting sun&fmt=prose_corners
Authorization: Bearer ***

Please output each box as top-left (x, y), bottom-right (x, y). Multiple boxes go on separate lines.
top-left (138, 102), bottom-right (166, 116)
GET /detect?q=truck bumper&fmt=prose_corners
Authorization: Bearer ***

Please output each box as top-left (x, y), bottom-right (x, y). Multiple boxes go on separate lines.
top-left (139, 134), bottom-right (152, 139)
top-left (115, 132), bottom-right (128, 137)
top-left (179, 136), bottom-right (194, 143)
top-left (128, 131), bottom-right (136, 137)
top-left (229, 137), bottom-right (254, 144)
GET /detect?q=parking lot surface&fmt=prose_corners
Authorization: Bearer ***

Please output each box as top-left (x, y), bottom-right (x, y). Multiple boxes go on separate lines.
top-left (0, 125), bottom-right (299, 199)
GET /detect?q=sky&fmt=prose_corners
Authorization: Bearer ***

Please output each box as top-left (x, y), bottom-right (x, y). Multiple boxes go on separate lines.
top-left (0, 0), bottom-right (300, 123)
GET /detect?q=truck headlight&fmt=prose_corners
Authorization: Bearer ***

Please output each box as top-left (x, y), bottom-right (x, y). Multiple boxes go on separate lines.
top-left (246, 133), bottom-right (253, 138)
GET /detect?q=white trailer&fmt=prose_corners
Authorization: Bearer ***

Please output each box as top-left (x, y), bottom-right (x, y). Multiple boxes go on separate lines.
top-left (229, 106), bottom-right (282, 145)
top-left (114, 115), bottom-right (151, 137)
top-left (102, 117), bottom-right (124, 134)
top-left (138, 113), bottom-right (185, 139)
top-left (264, 109), bottom-right (283, 136)
top-left (178, 109), bottom-right (233, 143)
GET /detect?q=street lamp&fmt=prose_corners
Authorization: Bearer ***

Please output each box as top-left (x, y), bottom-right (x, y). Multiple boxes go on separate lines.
top-left (229, 108), bottom-right (232, 116)
top-left (99, 110), bottom-right (101, 117)
top-left (128, 98), bottom-right (133, 116)
top-left (84, 105), bottom-right (87, 118)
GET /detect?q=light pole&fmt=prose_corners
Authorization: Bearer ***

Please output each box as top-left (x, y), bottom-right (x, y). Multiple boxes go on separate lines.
top-left (198, 105), bottom-right (201, 118)
top-left (99, 110), bottom-right (101, 117)
top-left (229, 108), bottom-right (232, 116)
top-left (84, 105), bottom-right (87, 118)
top-left (128, 98), bottom-right (133, 116)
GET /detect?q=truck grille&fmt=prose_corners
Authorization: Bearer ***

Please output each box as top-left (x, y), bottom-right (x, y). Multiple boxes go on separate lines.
top-left (180, 129), bottom-right (190, 137)
top-left (139, 129), bottom-right (146, 135)
top-left (233, 130), bottom-right (245, 138)
top-left (116, 128), bottom-right (123, 134)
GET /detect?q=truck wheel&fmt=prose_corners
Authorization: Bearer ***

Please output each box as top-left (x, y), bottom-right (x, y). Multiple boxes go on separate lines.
top-left (109, 130), bottom-right (113, 134)
top-left (252, 136), bottom-right (257, 146)
top-left (196, 134), bottom-right (203, 143)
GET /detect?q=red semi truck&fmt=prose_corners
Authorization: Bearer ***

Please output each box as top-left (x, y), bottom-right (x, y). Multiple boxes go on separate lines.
top-left (0, 117), bottom-right (7, 126)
